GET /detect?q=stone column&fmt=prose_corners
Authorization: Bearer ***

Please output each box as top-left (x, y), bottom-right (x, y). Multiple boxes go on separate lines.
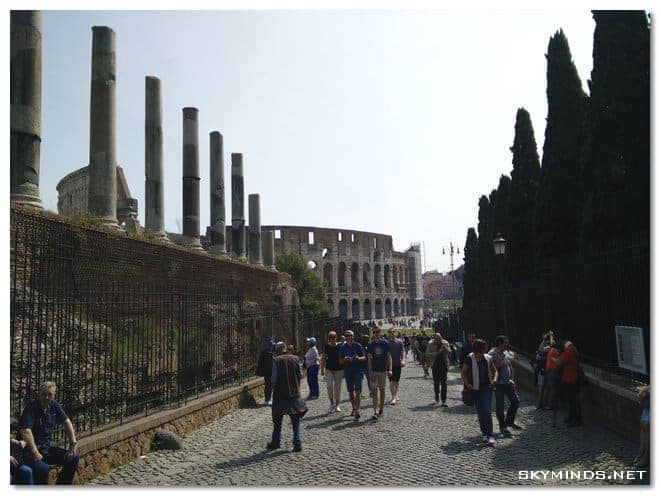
top-left (144, 76), bottom-right (167, 240)
top-left (10, 11), bottom-right (42, 209)
top-left (182, 107), bottom-right (202, 250)
top-left (88, 26), bottom-right (118, 227)
top-left (248, 194), bottom-right (262, 265)
top-left (231, 153), bottom-right (246, 259)
top-left (208, 131), bottom-right (226, 254)
top-left (262, 230), bottom-right (275, 268)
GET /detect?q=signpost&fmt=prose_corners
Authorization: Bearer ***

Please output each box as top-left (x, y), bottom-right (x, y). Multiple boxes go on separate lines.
top-left (614, 325), bottom-right (647, 374)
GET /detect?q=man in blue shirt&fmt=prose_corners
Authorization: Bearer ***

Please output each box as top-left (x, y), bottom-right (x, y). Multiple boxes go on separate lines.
top-left (367, 328), bottom-right (392, 420)
top-left (338, 330), bottom-right (366, 420)
top-left (18, 381), bottom-right (79, 484)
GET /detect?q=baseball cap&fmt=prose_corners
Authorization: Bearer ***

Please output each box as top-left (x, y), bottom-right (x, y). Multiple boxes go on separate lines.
top-left (306, 337), bottom-right (317, 345)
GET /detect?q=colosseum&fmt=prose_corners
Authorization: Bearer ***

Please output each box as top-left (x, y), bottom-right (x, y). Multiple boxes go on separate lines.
top-left (262, 225), bottom-right (424, 320)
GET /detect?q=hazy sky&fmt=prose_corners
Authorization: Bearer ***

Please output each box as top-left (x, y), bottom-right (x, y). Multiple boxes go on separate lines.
top-left (36, 8), bottom-right (597, 272)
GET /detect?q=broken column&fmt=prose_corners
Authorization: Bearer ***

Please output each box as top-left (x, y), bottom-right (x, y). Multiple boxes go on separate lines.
top-left (248, 194), bottom-right (262, 265)
top-left (262, 230), bottom-right (275, 269)
top-left (10, 11), bottom-right (43, 208)
top-left (182, 107), bottom-right (202, 250)
top-left (208, 131), bottom-right (226, 254)
top-left (231, 153), bottom-right (246, 259)
top-left (144, 76), bottom-right (167, 240)
top-left (88, 26), bottom-right (118, 227)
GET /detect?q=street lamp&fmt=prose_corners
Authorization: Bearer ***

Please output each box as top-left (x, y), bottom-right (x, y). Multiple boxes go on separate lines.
top-left (492, 234), bottom-right (507, 334)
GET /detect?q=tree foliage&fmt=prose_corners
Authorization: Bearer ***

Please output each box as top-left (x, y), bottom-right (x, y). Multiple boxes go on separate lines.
top-left (275, 253), bottom-right (329, 320)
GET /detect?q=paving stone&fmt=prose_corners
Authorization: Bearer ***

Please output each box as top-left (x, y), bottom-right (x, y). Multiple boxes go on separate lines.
top-left (89, 354), bottom-right (649, 486)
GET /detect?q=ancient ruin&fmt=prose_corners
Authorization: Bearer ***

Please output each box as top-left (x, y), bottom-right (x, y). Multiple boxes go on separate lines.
top-left (262, 225), bottom-right (424, 319)
top-left (231, 153), bottom-right (247, 259)
top-left (144, 76), bottom-right (168, 240)
top-left (208, 131), bottom-right (226, 254)
top-left (182, 107), bottom-right (203, 250)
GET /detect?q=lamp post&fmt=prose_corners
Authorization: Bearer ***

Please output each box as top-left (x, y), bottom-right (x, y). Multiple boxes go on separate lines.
top-left (493, 234), bottom-right (507, 333)
top-left (441, 242), bottom-right (462, 339)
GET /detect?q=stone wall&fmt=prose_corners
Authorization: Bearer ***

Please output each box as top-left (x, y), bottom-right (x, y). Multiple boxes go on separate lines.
top-left (74, 378), bottom-right (264, 484)
top-left (510, 357), bottom-right (641, 442)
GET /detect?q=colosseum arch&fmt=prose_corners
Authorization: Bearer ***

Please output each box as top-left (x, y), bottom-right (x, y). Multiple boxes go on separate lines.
top-left (384, 265), bottom-right (391, 288)
top-left (400, 298), bottom-right (405, 315)
top-left (339, 299), bottom-right (348, 320)
top-left (374, 264), bottom-right (382, 288)
top-left (375, 299), bottom-right (383, 319)
top-left (405, 299), bottom-right (411, 315)
top-left (385, 298), bottom-right (392, 317)
top-left (363, 299), bottom-right (372, 320)
top-left (394, 299), bottom-right (400, 316)
top-left (323, 263), bottom-right (333, 288)
top-left (351, 262), bottom-right (360, 289)
top-left (363, 263), bottom-right (371, 287)
top-left (351, 298), bottom-right (360, 320)
top-left (338, 261), bottom-right (347, 287)
top-left (327, 298), bottom-right (334, 314)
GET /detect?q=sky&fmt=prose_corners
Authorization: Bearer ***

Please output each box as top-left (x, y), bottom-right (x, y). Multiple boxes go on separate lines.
top-left (33, 7), bottom-right (599, 273)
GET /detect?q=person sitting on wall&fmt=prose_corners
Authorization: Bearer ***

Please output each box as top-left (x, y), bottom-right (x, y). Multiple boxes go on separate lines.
top-left (19, 381), bottom-right (80, 484)
top-left (10, 437), bottom-right (33, 485)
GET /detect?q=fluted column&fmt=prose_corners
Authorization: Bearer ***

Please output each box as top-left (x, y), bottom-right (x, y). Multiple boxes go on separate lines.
top-left (231, 153), bottom-right (246, 259)
top-left (182, 107), bottom-right (202, 250)
top-left (88, 26), bottom-right (118, 227)
top-left (262, 230), bottom-right (275, 268)
top-left (144, 76), bottom-right (167, 240)
top-left (248, 194), bottom-right (262, 265)
top-left (208, 131), bottom-right (226, 254)
top-left (10, 11), bottom-right (42, 208)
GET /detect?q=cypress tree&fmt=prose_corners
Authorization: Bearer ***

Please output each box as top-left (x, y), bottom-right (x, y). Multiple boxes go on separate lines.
top-left (492, 175), bottom-right (512, 243)
top-left (462, 227), bottom-right (479, 332)
top-left (535, 30), bottom-right (588, 263)
top-left (580, 11), bottom-right (650, 250)
top-left (476, 195), bottom-right (496, 335)
top-left (507, 108), bottom-right (541, 280)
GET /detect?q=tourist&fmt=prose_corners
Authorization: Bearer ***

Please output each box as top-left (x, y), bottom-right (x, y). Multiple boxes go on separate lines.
top-left (632, 385), bottom-right (650, 469)
top-left (386, 329), bottom-right (405, 405)
top-left (320, 331), bottom-right (344, 414)
top-left (19, 381), bottom-right (80, 484)
top-left (256, 338), bottom-right (276, 405)
top-left (267, 341), bottom-right (303, 452)
top-left (339, 330), bottom-right (366, 420)
top-left (488, 335), bottom-right (521, 436)
top-left (367, 328), bottom-right (392, 420)
top-left (550, 337), bottom-right (582, 427)
top-left (535, 331), bottom-right (553, 409)
top-left (545, 340), bottom-right (562, 416)
top-left (304, 337), bottom-right (320, 400)
top-left (461, 339), bottom-right (498, 446)
top-left (426, 333), bottom-right (451, 407)
top-left (459, 333), bottom-right (476, 364)
top-left (418, 333), bottom-right (431, 378)
top-left (360, 333), bottom-right (373, 397)
top-left (10, 437), bottom-right (33, 485)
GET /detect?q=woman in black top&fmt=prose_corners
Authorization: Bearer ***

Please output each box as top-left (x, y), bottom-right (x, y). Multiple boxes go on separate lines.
top-left (320, 331), bottom-right (344, 414)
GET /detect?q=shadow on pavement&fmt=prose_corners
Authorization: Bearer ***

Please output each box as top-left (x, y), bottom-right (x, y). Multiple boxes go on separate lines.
top-left (304, 417), bottom-right (347, 430)
top-left (214, 449), bottom-right (291, 471)
top-left (441, 437), bottom-right (489, 455)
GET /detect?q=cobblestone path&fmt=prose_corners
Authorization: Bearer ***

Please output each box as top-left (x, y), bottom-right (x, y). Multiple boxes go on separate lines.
top-left (91, 357), bottom-right (648, 486)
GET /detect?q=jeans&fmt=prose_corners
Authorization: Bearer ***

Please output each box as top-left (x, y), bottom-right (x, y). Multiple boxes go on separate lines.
top-left (325, 369), bottom-right (343, 405)
top-left (474, 388), bottom-right (494, 436)
top-left (495, 383), bottom-right (520, 429)
top-left (10, 464), bottom-right (34, 485)
top-left (306, 364), bottom-right (320, 397)
top-left (563, 380), bottom-right (582, 424)
top-left (23, 446), bottom-right (80, 484)
top-left (432, 367), bottom-right (448, 403)
top-left (264, 377), bottom-right (273, 402)
top-left (271, 413), bottom-right (301, 446)
top-left (360, 368), bottom-right (372, 392)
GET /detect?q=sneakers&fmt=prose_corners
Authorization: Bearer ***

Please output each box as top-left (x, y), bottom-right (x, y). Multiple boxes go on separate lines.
top-left (482, 435), bottom-right (489, 443)
top-left (487, 436), bottom-right (496, 446)
top-left (327, 405), bottom-right (336, 415)
top-left (508, 422), bottom-right (523, 430)
top-left (265, 399), bottom-right (273, 406)
top-left (500, 428), bottom-right (512, 437)
top-left (372, 413), bottom-right (379, 420)
top-left (334, 405), bottom-right (342, 413)
top-left (441, 403), bottom-right (448, 408)
top-left (266, 442), bottom-right (280, 451)
top-left (293, 443), bottom-right (302, 452)
top-left (377, 410), bottom-right (384, 417)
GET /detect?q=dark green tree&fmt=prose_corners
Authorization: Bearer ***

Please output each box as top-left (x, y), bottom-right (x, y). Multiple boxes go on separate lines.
top-left (507, 108), bottom-right (541, 280)
top-left (580, 11), bottom-right (650, 249)
top-left (461, 227), bottom-right (479, 332)
top-left (476, 194), bottom-right (496, 336)
top-left (492, 175), bottom-right (512, 242)
top-left (535, 30), bottom-right (589, 263)
top-left (275, 253), bottom-right (329, 320)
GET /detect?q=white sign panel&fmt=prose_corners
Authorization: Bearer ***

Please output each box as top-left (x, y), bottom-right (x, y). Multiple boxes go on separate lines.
top-left (615, 325), bottom-right (647, 374)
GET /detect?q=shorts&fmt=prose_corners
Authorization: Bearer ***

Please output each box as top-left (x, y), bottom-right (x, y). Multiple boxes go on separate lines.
top-left (390, 366), bottom-right (402, 382)
top-left (345, 371), bottom-right (362, 392)
top-left (372, 371), bottom-right (387, 388)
